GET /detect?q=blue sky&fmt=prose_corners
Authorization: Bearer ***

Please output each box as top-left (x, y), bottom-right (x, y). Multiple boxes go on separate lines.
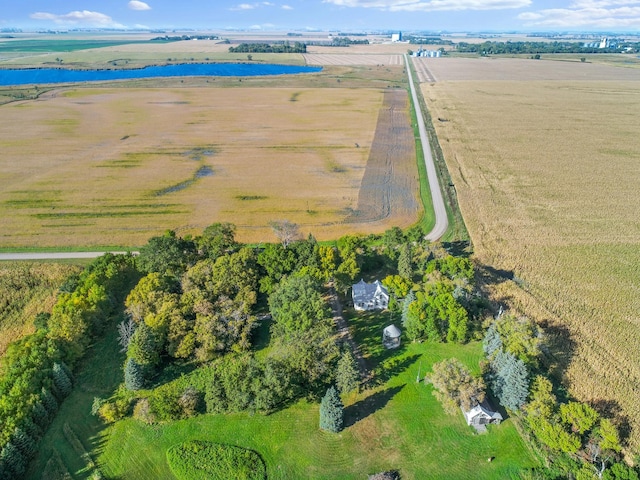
top-left (2, 1), bottom-right (640, 32)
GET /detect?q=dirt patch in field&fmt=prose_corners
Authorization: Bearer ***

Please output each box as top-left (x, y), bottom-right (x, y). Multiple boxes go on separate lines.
top-left (346, 89), bottom-right (419, 225)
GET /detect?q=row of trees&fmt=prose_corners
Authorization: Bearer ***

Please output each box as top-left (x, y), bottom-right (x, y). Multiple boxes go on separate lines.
top-left (228, 42), bottom-right (307, 53)
top-left (455, 41), bottom-right (619, 55)
top-left (0, 254), bottom-right (138, 479)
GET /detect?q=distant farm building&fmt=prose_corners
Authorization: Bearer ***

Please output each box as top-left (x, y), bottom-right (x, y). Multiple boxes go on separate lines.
top-left (352, 279), bottom-right (389, 311)
top-left (382, 324), bottom-right (402, 349)
top-left (412, 48), bottom-right (441, 58)
top-left (391, 32), bottom-right (402, 42)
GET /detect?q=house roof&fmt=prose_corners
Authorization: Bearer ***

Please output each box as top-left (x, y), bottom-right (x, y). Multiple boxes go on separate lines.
top-left (352, 279), bottom-right (389, 303)
top-left (463, 401), bottom-right (503, 422)
top-left (383, 324), bottom-right (401, 338)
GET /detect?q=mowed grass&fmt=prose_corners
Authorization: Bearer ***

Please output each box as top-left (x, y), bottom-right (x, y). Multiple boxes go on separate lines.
top-left (36, 309), bottom-right (536, 480)
top-left (421, 57), bottom-right (640, 449)
top-left (0, 84), bottom-right (420, 247)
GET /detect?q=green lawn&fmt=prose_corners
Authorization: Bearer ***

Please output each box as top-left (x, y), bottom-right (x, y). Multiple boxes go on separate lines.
top-left (27, 307), bottom-right (537, 480)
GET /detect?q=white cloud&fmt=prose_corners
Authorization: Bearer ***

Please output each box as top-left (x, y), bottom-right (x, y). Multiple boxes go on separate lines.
top-left (128, 1), bottom-right (152, 11)
top-left (322, 0), bottom-right (531, 11)
top-left (231, 1), bottom-right (285, 10)
top-left (282, 4), bottom-right (294, 9)
top-left (518, 1), bottom-right (640, 27)
top-left (30, 10), bottom-right (124, 27)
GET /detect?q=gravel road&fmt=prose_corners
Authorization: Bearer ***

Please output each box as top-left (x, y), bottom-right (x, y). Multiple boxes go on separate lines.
top-left (0, 252), bottom-right (134, 261)
top-left (405, 54), bottom-right (448, 241)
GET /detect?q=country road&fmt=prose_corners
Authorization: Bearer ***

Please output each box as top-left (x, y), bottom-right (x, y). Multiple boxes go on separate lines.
top-left (0, 251), bottom-right (134, 261)
top-left (405, 54), bottom-right (449, 241)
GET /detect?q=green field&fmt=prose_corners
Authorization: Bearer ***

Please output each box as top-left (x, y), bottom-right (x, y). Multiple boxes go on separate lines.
top-left (26, 306), bottom-right (537, 480)
top-left (0, 39), bottom-right (157, 53)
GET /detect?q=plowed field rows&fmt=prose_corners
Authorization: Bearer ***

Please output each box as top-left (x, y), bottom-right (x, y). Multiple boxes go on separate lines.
top-left (347, 89), bottom-right (419, 225)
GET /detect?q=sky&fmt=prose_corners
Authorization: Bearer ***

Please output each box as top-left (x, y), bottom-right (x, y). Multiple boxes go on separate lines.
top-left (2, 1), bottom-right (640, 33)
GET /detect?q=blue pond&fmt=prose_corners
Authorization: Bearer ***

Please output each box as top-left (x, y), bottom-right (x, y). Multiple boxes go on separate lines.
top-left (0, 63), bottom-right (322, 86)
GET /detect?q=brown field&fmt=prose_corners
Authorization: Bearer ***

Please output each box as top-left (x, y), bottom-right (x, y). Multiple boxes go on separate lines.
top-left (0, 84), bottom-right (419, 247)
top-left (420, 56), bottom-right (640, 450)
top-left (304, 53), bottom-right (403, 66)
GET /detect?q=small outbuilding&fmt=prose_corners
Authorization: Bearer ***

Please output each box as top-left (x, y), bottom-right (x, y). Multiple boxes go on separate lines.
top-left (382, 324), bottom-right (402, 349)
top-left (462, 401), bottom-right (503, 433)
top-left (352, 279), bottom-right (389, 311)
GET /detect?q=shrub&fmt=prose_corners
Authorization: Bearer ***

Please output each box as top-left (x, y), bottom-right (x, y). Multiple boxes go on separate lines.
top-left (133, 398), bottom-right (156, 424)
top-left (98, 399), bottom-right (128, 424)
top-left (166, 440), bottom-right (266, 480)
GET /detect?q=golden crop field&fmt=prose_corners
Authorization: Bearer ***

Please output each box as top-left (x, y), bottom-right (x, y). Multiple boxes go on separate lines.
top-left (419, 56), bottom-right (640, 450)
top-left (0, 84), bottom-right (419, 247)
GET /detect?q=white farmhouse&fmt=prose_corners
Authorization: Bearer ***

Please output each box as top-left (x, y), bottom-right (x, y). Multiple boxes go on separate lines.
top-left (352, 279), bottom-right (389, 311)
top-left (462, 401), bottom-right (503, 433)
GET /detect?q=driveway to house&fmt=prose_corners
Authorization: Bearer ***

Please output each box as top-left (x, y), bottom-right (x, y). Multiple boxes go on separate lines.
top-left (405, 54), bottom-right (448, 241)
top-left (0, 251), bottom-right (134, 261)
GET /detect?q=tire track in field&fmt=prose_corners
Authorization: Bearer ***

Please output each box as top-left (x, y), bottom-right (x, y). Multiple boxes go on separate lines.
top-left (412, 57), bottom-right (438, 83)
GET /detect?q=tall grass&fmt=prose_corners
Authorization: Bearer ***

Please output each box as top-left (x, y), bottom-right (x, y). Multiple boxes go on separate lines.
top-left (0, 262), bottom-right (81, 357)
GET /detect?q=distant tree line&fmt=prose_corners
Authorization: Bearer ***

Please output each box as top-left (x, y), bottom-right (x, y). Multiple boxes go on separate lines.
top-left (455, 41), bottom-right (619, 55)
top-left (151, 35), bottom-right (219, 42)
top-left (228, 42), bottom-right (307, 53)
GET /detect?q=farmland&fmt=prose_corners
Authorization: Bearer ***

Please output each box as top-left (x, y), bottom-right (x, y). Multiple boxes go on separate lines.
top-left (418, 55), bottom-right (640, 449)
top-left (0, 80), bottom-right (419, 248)
top-left (0, 262), bottom-right (81, 357)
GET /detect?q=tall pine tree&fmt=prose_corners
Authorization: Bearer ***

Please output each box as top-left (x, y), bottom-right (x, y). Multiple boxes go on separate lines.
top-left (319, 386), bottom-right (344, 433)
top-left (124, 357), bottom-right (145, 391)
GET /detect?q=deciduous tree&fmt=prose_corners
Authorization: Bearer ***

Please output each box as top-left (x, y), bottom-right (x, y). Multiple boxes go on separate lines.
top-left (427, 358), bottom-right (485, 415)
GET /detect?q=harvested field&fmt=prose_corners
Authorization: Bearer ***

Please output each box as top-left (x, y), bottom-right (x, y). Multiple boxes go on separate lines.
top-left (0, 85), bottom-right (419, 247)
top-left (304, 53), bottom-right (403, 66)
top-left (421, 59), bottom-right (640, 449)
top-left (347, 89), bottom-right (419, 224)
top-left (418, 56), bottom-right (640, 82)
top-left (412, 57), bottom-right (438, 83)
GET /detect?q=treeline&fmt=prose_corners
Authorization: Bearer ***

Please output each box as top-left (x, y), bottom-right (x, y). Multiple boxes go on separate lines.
top-left (228, 42), bottom-right (307, 53)
top-left (329, 37), bottom-right (369, 46)
top-left (0, 254), bottom-right (138, 479)
top-left (455, 41), bottom-right (616, 55)
top-left (96, 222), bottom-right (488, 425)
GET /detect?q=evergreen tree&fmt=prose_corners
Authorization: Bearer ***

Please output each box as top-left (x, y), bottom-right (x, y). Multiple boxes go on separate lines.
top-left (40, 387), bottom-right (59, 417)
top-left (127, 322), bottom-right (160, 368)
top-left (335, 350), bottom-right (360, 395)
top-left (31, 400), bottom-right (49, 430)
top-left (52, 362), bottom-right (73, 398)
top-left (12, 427), bottom-right (36, 459)
top-left (319, 386), bottom-right (344, 433)
top-left (124, 357), bottom-right (145, 391)
top-left (397, 244), bottom-right (413, 280)
top-left (483, 323), bottom-right (502, 358)
top-left (401, 291), bottom-right (416, 328)
top-left (490, 350), bottom-right (529, 411)
top-left (0, 441), bottom-right (25, 478)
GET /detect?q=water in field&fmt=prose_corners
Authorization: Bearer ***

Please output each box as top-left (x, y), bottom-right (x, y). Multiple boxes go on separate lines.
top-left (0, 63), bottom-right (322, 86)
